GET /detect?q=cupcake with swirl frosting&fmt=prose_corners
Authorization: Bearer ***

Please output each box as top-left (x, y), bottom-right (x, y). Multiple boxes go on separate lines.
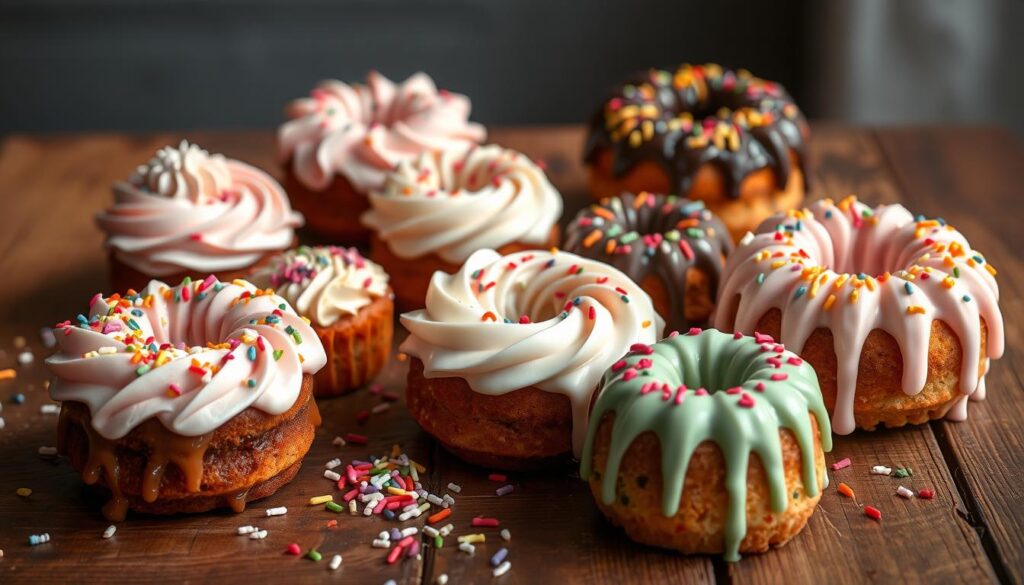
top-left (97, 141), bottom-right (301, 292)
top-left (250, 246), bottom-right (393, 397)
top-left (400, 248), bottom-right (663, 469)
top-left (363, 144), bottom-right (563, 310)
top-left (278, 71), bottom-right (486, 245)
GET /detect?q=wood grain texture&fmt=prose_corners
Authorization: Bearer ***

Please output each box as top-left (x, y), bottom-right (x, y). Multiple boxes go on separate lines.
top-left (0, 126), bottom-right (1019, 585)
top-left (877, 127), bottom-right (1024, 585)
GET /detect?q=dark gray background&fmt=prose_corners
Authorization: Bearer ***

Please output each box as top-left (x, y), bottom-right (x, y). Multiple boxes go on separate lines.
top-left (1, 0), bottom-right (1020, 133)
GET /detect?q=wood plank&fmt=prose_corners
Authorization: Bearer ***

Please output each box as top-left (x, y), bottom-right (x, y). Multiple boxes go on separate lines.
top-left (727, 125), bottom-right (998, 584)
top-left (876, 126), bottom-right (1024, 584)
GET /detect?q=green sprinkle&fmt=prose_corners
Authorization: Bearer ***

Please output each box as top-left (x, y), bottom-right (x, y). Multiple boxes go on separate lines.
top-left (664, 230), bottom-right (681, 242)
top-left (686, 227), bottom-right (704, 239)
top-left (325, 501), bottom-right (343, 513)
top-left (434, 535), bottom-right (443, 549)
top-left (307, 549), bottom-right (322, 562)
top-left (620, 231), bottom-right (639, 244)
top-left (135, 365), bottom-right (151, 376)
top-left (247, 379), bottom-right (256, 388)
top-left (620, 295), bottom-right (630, 303)
top-left (953, 266), bottom-right (960, 278)
top-left (606, 224), bottom-right (623, 238)
top-left (757, 273), bottom-right (766, 286)
top-left (273, 349), bottom-right (283, 361)
top-left (291, 331), bottom-right (303, 344)
top-left (893, 467), bottom-right (912, 478)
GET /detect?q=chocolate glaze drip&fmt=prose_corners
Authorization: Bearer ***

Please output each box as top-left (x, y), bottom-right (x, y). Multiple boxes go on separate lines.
top-left (564, 192), bottom-right (732, 331)
top-left (584, 64), bottom-right (809, 198)
top-left (57, 394), bottom-right (321, 521)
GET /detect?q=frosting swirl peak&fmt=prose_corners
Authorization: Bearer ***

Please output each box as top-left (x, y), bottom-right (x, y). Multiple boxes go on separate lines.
top-left (400, 249), bottom-right (664, 454)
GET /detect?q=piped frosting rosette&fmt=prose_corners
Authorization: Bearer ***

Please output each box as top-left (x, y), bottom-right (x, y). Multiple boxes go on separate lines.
top-left (400, 249), bottom-right (664, 454)
top-left (249, 246), bottom-right (390, 328)
top-left (96, 141), bottom-right (302, 276)
top-left (278, 71), bottom-right (486, 192)
top-left (363, 145), bottom-right (563, 263)
top-left (714, 196), bottom-right (1004, 434)
top-left (46, 277), bottom-right (327, 440)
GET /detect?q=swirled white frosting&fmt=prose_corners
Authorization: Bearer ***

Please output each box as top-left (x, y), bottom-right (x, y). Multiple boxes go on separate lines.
top-left (278, 71), bottom-right (486, 193)
top-left (363, 145), bottom-right (563, 264)
top-left (46, 277), bottom-right (327, 439)
top-left (249, 246), bottom-right (390, 328)
top-left (400, 249), bottom-right (664, 454)
top-left (96, 141), bottom-right (302, 276)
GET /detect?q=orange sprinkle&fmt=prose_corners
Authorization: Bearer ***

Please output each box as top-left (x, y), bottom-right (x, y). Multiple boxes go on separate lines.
top-left (986, 264), bottom-right (997, 276)
top-left (605, 239), bottom-right (617, 255)
top-left (942, 276), bottom-right (956, 289)
top-left (838, 482), bottom-right (855, 498)
top-left (642, 320), bottom-right (651, 328)
top-left (481, 311), bottom-right (497, 322)
top-left (591, 206), bottom-right (614, 220)
top-left (676, 218), bottom-right (699, 230)
top-left (583, 230), bottom-right (603, 248)
top-left (0, 368), bottom-right (15, 381)
top-left (633, 192), bottom-right (648, 208)
top-left (823, 294), bottom-right (837, 311)
top-left (428, 508), bottom-right (452, 525)
top-left (906, 305), bottom-right (926, 315)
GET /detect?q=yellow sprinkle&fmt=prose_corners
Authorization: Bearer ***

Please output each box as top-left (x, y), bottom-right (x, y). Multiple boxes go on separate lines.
top-left (387, 487), bottom-right (408, 496)
top-left (16, 488), bottom-right (32, 497)
top-left (823, 295), bottom-right (837, 311)
top-left (770, 260), bottom-right (786, 270)
top-left (834, 274), bottom-right (849, 290)
top-left (906, 305), bottom-right (926, 315)
top-left (865, 276), bottom-right (877, 292)
top-left (457, 534), bottom-right (486, 544)
top-left (849, 289), bottom-right (860, 304)
top-left (642, 320), bottom-right (652, 328)
top-left (410, 460), bottom-right (427, 473)
top-left (986, 264), bottom-right (997, 276)
top-left (309, 495), bottom-right (334, 505)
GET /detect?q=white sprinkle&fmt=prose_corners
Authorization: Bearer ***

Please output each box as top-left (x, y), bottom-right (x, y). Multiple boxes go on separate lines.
top-left (40, 328), bottom-right (57, 348)
top-left (332, 436), bottom-right (346, 447)
top-left (896, 485), bottom-right (915, 499)
top-left (439, 523), bottom-right (454, 537)
top-left (436, 574), bottom-right (449, 585)
top-left (400, 527), bottom-right (418, 538)
top-left (871, 465), bottom-right (893, 476)
top-left (17, 351), bottom-right (34, 366)
top-left (423, 526), bottom-right (439, 538)
top-left (442, 494), bottom-right (455, 507)
top-left (0, 417), bottom-right (5, 430)
top-left (249, 529), bottom-right (268, 540)
top-left (371, 403), bottom-right (391, 414)
top-left (38, 446), bottom-right (58, 456)
top-left (102, 525), bottom-right (117, 539)
top-left (427, 494), bottom-right (445, 507)
top-left (348, 500), bottom-right (357, 515)
top-left (329, 554), bottom-right (342, 570)
top-left (363, 503), bottom-right (375, 516)
top-left (40, 404), bottom-right (60, 415)
top-left (739, 231), bottom-right (755, 246)
top-left (237, 525), bottom-right (256, 535)
top-left (447, 482), bottom-right (462, 493)
top-left (372, 539), bottom-right (391, 548)
top-left (397, 510), bottom-right (418, 522)
top-left (265, 506), bottom-right (287, 517)
top-left (500, 528), bottom-right (511, 541)
top-left (325, 458), bottom-right (342, 470)
top-left (324, 469), bottom-right (341, 481)
top-left (378, 530), bottom-right (390, 541)
top-left (97, 346), bottom-right (118, 355)
top-left (458, 542), bottom-right (475, 555)
top-left (493, 560), bottom-right (512, 577)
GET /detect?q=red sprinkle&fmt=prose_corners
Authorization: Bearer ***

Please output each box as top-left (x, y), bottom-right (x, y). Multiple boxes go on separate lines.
top-left (488, 473), bottom-right (507, 482)
top-left (864, 505), bottom-right (882, 521)
top-left (343, 433), bottom-right (368, 445)
top-left (472, 517), bottom-right (500, 527)
top-left (286, 543), bottom-right (301, 556)
top-left (356, 410), bottom-right (370, 424)
top-left (918, 488), bottom-right (935, 499)
top-left (386, 545), bottom-right (404, 564)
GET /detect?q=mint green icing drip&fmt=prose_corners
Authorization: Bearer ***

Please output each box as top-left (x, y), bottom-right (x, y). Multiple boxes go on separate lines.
top-left (580, 328), bottom-right (832, 562)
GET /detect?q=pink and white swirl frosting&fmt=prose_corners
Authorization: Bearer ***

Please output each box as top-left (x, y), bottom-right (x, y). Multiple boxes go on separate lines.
top-left (96, 141), bottom-right (302, 277)
top-left (278, 71), bottom-right (486, 193)
top-left (46, 277), bottom-right (327, 440)
top-left (400, 249), bottom-right (664, 454)
top-left (249, 246), bottom-right (390, 328)
top-left (363, 145), bottom-right (563, 263)
top-left (714, 196), bottom-right (1004, 434)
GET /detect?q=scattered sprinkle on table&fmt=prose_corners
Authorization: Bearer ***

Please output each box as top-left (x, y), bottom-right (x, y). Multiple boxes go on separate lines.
top-left (871, 465), bottom-right (892, 476)
top-left (896, 486), bottom-right (915, 499)
top-left (265, 506), bottom-right (287, 517)
top-left (838, 483), bottom-right (855, 498)
top-left (918, 488), bottom-right (935, 499)
top-left (16, 487), bottom-right (31, 497)
top-left (28, 533), bottom-right (50, 546)
top-left (493, 560), bottom-right (512, 577)
top-left (893, 467), bottom-right (913, 478)
top-left (0, 368), bottom-right (16, 381)
top-left (500, 528), bottom-right (512, 541)
top-left (864, 505), bottom-right (882, 521)
top-left (830, 457), bottom-right (851, 471)
top-left (102, 525), bottom-right (117, 539)
top-left (329, 554), bottom-right (342, 570)
top-left (38, 446), bottom-right (57, 457)
top-left (496, 484), bottom-right (514, 496)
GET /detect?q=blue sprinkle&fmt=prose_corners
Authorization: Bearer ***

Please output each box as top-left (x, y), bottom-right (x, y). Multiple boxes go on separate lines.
top-left (12, 393), bottom-right (25, 404)
top-left (825, 210), bottom-right (833, 219)
top-left (544, 259), bottom-right (556, 269)
top-left (973, 255), bottom-right (984, 264)
top-left (794, 286), bottom-right (807, 299)
top-left (247, 379), bottom-right (256, 388)
top-left (131, 309), bottom-right (144, 317)
top-left (196, 292), bottom-right (207, 301)
top-left (213, 283), bottom-right (225, 292)
top-left (914, 214), bottom-right (925, 221)
top-left (248, 346), bottom-right (257, 361)
top-left (382, 509), bottom-right (396, 520)
top-left (904, 282), bottom-right (914, 295)
top-left (573, 297), bottom-right (583, 306)
top-left (962, 294), bottom-right (972, 303)
top-left (76, 314), bottom-right (90, 326)
top-left (757, 273), bottom-right (766, 286)
top-left (503, 318), bottom-right (512, 323)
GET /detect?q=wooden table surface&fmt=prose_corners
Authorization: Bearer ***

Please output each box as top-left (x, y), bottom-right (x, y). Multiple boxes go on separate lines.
top-left (0, 125), bottom-right (1021, 585)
